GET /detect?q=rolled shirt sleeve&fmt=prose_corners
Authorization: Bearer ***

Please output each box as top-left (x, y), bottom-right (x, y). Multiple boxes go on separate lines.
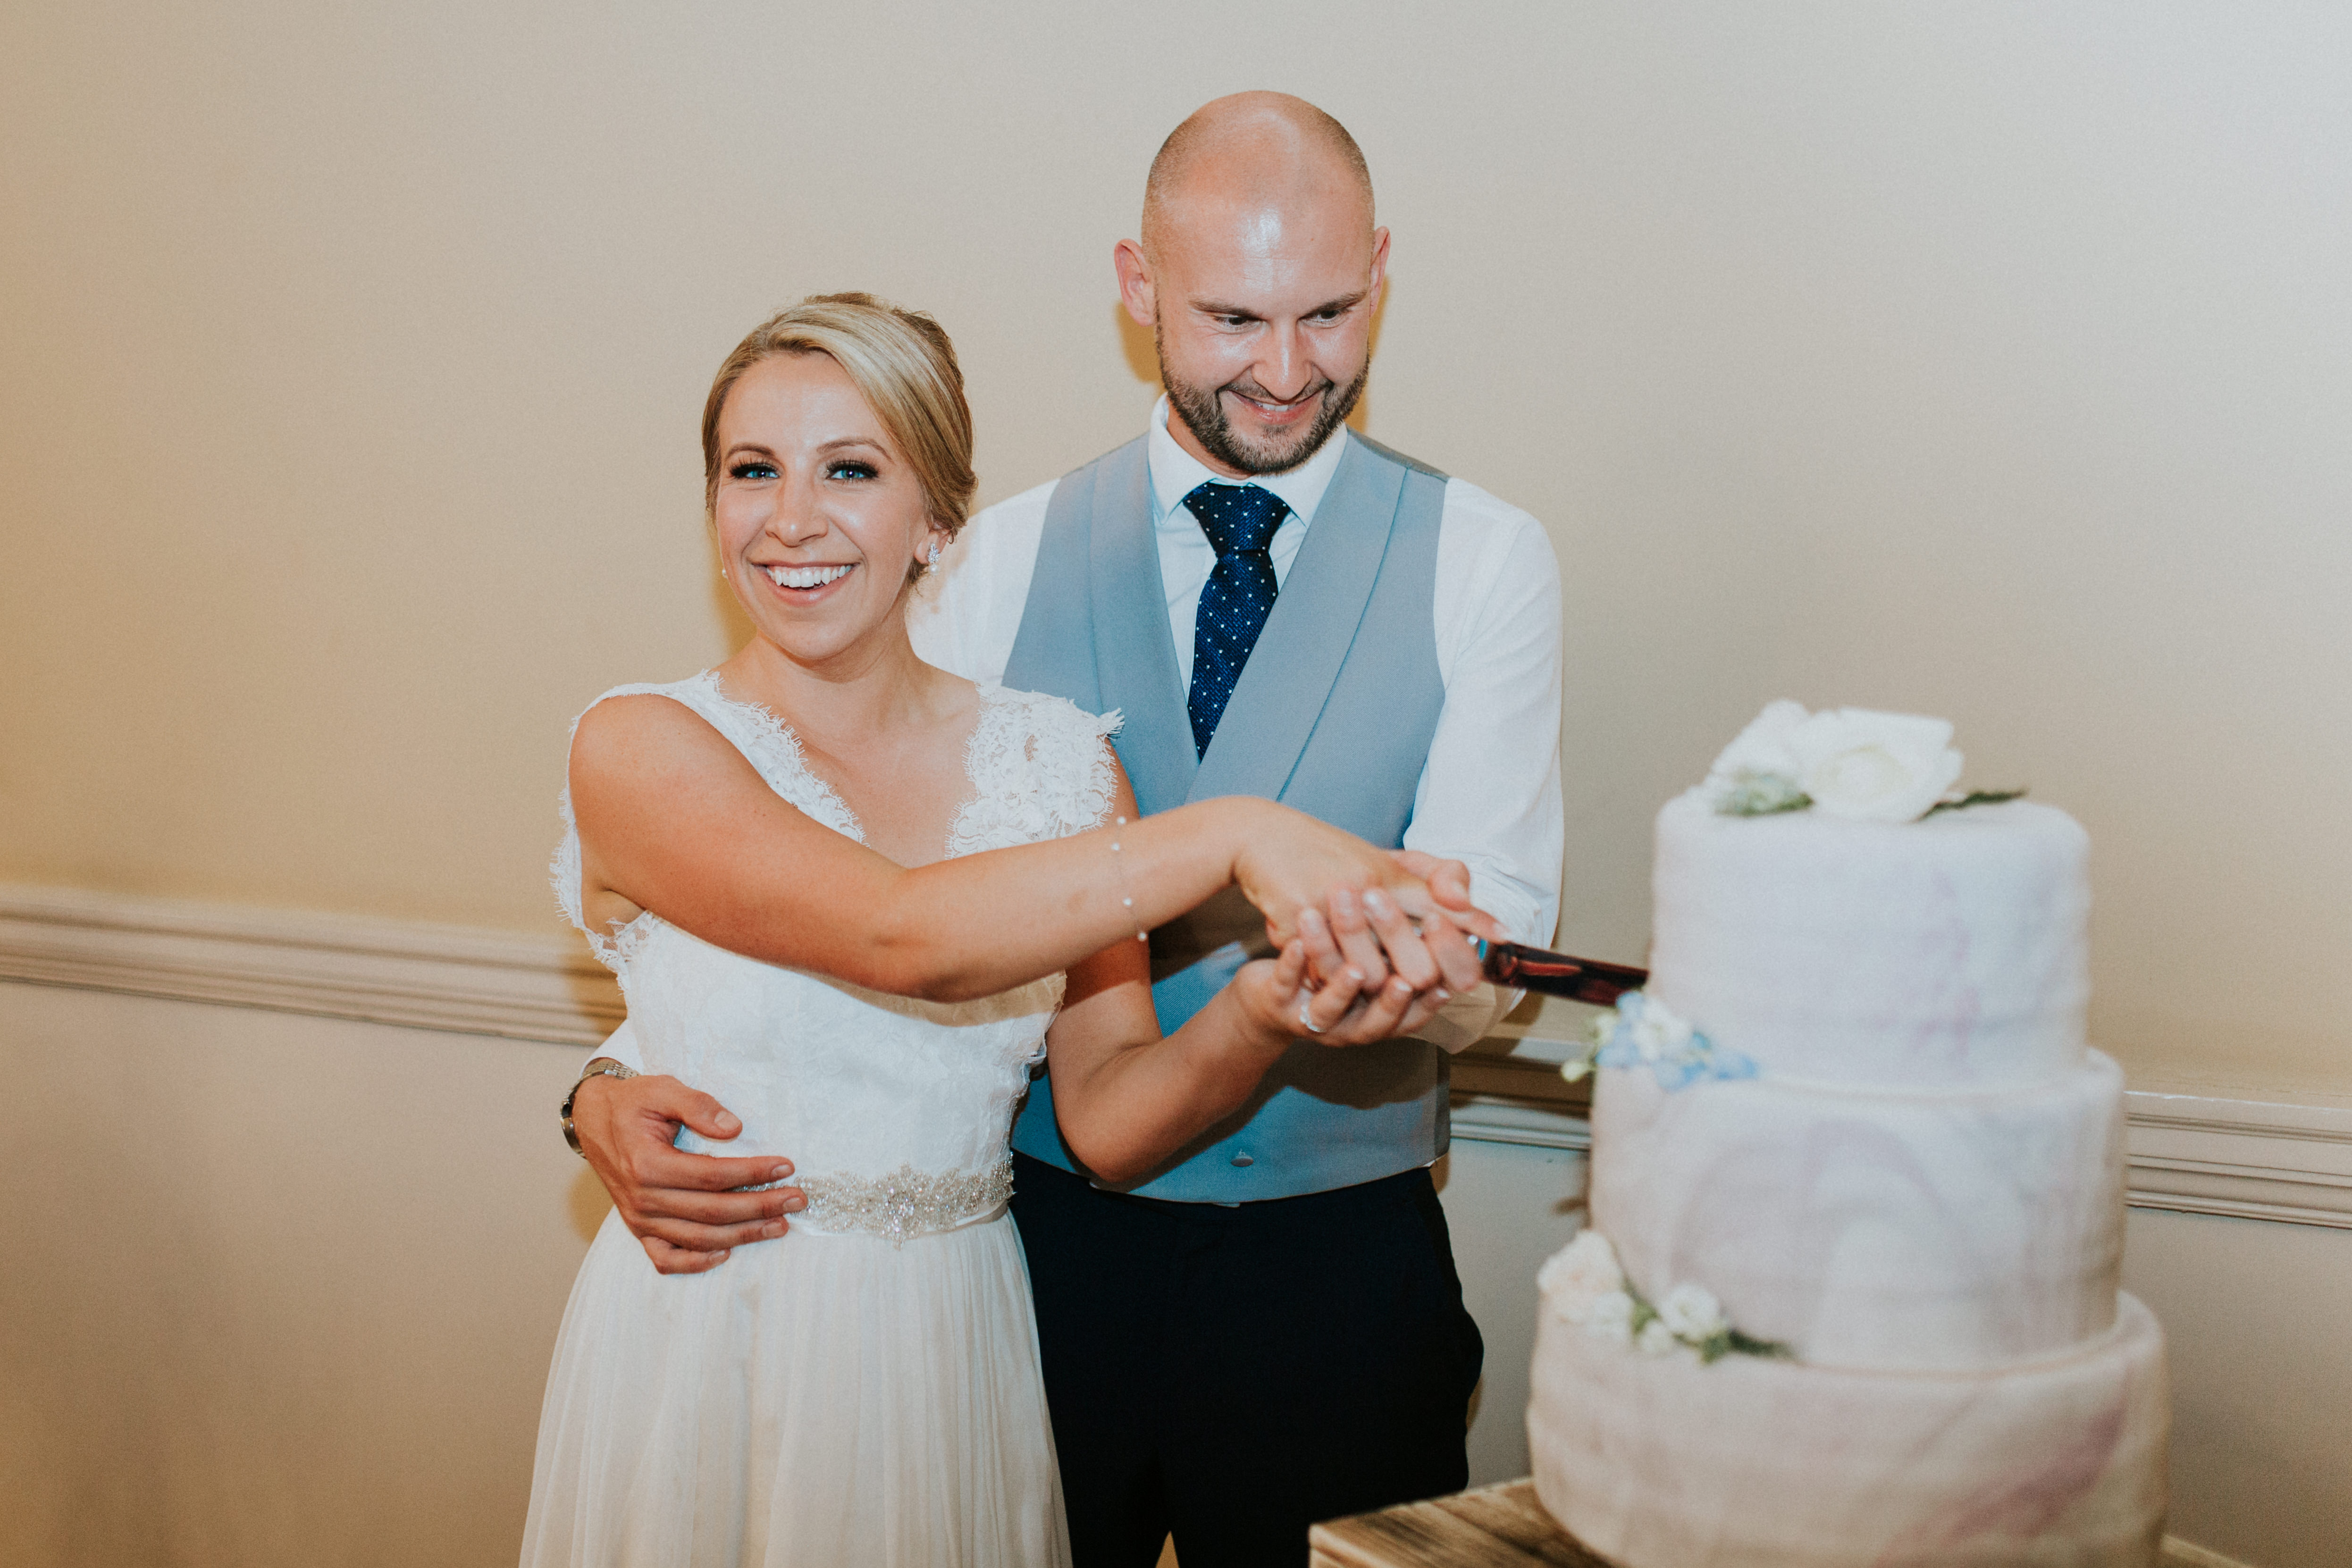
top-left (1403, 479), bottom-right (1566, 1050)
top-left (589, 1017), bottom-right (647, 1074)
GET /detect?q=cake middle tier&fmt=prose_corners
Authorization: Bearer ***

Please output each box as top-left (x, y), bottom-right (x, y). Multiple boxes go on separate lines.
top-left (1591, 1051), bottom-right (2125, 1370)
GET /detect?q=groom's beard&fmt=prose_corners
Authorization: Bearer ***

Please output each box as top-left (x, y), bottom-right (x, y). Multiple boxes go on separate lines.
top-left (1159, 332), bottom-right (1369, 477)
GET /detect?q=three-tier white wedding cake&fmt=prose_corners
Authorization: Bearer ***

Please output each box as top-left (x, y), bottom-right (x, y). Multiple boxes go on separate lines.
top-left (1526, 704), bottom-right (2169, 1567)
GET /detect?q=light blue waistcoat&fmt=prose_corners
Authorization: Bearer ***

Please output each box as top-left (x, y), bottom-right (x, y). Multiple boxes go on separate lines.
top-left (1003, 432), bottom-right (1451, 1201)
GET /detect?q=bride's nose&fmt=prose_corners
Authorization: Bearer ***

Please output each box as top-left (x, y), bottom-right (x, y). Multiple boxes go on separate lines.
top-left (768, 473), bottom-right (831, 546)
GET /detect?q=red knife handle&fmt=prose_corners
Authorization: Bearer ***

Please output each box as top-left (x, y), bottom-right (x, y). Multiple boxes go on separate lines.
top-left (1476, 940), bottom-right (1648, 1007)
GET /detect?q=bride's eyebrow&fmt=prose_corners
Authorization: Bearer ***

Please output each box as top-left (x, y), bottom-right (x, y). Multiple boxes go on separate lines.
top-left (815, 437), bottom-right (888, 459)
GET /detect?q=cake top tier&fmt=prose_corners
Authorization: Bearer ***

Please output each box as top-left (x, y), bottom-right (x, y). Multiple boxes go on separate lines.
top-left (1647, 704), bottom-right (2090, 1090)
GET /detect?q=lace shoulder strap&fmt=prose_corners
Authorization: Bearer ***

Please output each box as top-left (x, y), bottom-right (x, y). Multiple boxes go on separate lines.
top-left (948, 685), bottom-right (1124, 856)
top-left (549, 672), bottom-right (863, 969)
top-left (646, 672), bottom-right (863, 838)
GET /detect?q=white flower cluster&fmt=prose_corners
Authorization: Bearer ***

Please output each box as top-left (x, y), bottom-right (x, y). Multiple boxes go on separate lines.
top-left (1703, 700), bottom-right (1966, 824)
top-left (1537, 1230), bottom-right (1783, 1365)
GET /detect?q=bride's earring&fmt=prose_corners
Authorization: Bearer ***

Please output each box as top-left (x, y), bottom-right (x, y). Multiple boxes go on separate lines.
top-left (926, 540), bottom-right (942, 569)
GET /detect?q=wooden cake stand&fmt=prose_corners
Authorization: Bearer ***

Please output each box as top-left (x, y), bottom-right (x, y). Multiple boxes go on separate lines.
top-left (1308, 1479), bottom-right (1610, 1568)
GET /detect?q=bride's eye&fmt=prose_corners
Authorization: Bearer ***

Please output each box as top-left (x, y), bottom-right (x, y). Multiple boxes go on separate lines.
top-left (729, 460), bottom-right (779, 480)
top-left (827, 460), bottom-right (879, 482)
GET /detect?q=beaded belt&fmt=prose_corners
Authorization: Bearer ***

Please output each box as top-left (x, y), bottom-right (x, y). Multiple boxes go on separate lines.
top-left (792, 1155), bottom-right (1015, 1246)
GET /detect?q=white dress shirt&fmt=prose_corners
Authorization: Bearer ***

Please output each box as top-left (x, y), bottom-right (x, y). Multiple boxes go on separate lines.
top-left (907, 399), bottom-right (1565, 1049)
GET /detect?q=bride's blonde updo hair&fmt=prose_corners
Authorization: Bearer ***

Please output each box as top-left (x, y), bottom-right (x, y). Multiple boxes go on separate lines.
top-left (701, 293), bottom-right (977, 546)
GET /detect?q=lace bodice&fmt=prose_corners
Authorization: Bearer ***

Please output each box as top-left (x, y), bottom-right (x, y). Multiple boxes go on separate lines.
top-left (552, 673), bottom-right (1120, 1233)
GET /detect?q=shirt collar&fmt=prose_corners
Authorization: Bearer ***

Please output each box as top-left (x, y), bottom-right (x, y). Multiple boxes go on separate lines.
top-left (1145, 394), bottom-right (1350, 535)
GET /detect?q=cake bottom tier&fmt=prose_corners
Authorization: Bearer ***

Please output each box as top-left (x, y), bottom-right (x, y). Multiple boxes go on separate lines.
top-left (1528, 1291), bottom-right (2168, 1568)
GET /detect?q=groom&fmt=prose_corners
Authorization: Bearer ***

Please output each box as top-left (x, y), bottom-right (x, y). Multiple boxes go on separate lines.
top-left (572, 93), bottom-right (1562, 1564)
top-left (909, 93), bottom-right (1562, 1563)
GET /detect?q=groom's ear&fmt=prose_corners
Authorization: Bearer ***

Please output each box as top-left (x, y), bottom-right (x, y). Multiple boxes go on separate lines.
top-left (1113, 239), bottom-right (1157, 328)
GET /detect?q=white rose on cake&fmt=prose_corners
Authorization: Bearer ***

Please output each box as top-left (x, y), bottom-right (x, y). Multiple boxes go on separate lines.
top-left (1705, 701), bottom-right (1967, 823)
top-left (1658, 1283), bottom-right (1730, 1342)
top-left (1635, 1318), bottom-right (1685, 1358)
top-left (1538, 1230), bottom-right (1628, 1325)
top-left (1700, 699), bottom-right (1811, 815)
top-left (1786, 708), bottom-right (1964, 822)
top-left (1582, 1290), bottom-right (1636, 1346)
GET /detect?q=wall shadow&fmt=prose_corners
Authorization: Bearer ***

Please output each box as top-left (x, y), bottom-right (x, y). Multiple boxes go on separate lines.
top-left (1349, 275), bottom-right (1389, 435)
top-left (706, 526), bottom-right (756, 649)
top-left (1114, 300), bottom-right (1160, 387)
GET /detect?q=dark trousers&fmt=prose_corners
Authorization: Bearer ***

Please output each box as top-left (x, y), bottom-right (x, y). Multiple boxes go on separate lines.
top-left (1009, 1152), bottom-right (1484, 1568)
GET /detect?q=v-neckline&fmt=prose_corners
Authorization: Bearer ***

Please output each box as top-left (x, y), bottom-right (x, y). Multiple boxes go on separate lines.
top-left (702, 671), bottom-right (1000, 866)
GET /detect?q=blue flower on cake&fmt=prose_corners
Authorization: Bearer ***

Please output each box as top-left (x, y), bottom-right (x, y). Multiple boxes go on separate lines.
top-left (1562, 991), bottom-right (1758, 1091)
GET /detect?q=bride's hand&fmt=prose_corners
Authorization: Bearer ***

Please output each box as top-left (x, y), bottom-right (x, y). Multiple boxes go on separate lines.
top-left (1230, 804), bottom-right (1502, 981)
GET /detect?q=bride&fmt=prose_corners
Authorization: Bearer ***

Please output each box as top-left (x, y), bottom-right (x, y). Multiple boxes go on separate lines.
top-left (521, 294), bottom-right (1490, 1567)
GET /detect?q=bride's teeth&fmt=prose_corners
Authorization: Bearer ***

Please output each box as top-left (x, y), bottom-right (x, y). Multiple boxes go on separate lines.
top-left (763, 564), bottom-right (853, 590)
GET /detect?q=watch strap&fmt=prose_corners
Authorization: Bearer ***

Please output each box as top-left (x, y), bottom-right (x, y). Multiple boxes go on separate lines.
top-left (561, 1057), bottom-right (640, 1156)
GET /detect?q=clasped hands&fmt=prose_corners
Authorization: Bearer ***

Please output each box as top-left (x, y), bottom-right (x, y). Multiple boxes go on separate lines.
top-left (1252, 849), bottom-right (1494, 1046)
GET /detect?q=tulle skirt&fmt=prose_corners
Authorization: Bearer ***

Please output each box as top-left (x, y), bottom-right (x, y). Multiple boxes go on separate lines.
top-left (520, 1208), bottom-right (1070, 1568)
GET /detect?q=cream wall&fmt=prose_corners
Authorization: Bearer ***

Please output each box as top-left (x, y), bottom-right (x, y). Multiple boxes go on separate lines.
top-left (0, 982), bottom-right (594, 1568)
top-left (4, 1), bottom-right (2350, 1090)
top-left (6, 7), bottom-right (2352, 1566)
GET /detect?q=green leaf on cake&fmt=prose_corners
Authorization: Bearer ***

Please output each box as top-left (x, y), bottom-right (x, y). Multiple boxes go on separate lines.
top-left (1922, 788), bottom-right (2028, 818)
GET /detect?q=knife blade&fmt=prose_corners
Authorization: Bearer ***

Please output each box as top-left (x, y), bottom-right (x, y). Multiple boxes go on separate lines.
top-left (1473, 939), bottom-right (1648, 1007)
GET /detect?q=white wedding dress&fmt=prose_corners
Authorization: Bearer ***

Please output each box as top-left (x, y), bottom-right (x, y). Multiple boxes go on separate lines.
top-left (524, 672), bottom-right (1116, 1568)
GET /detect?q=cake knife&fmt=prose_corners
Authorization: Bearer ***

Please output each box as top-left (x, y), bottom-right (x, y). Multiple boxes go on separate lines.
top-left (1471, 939), bottom-right (1648, 1006)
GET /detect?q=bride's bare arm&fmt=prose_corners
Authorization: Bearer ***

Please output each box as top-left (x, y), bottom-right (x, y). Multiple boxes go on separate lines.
top-left (569, 695), bottom-right (1493, 1004)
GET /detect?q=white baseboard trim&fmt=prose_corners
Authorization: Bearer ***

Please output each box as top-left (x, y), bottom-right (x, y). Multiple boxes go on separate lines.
top-left (1451, 1039), bottom-right (2352, 1231)
top-left (4, 881), bottom-right (2347, 1233)
top-left (2161, 1537), bottom-right (2256, 1568)
top-left (0, 883), bottom-right (622, 1048)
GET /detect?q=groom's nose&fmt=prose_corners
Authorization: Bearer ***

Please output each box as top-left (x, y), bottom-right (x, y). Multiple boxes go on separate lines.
top-left (1254, 324), bottom-right (1313, 402)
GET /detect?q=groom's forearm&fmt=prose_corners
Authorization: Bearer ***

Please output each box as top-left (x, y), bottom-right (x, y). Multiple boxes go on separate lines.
top-left (1049, 985), bottom-right (1294, 1187)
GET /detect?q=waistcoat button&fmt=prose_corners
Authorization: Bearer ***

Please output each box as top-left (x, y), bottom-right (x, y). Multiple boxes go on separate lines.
top-left (1230, 1153), bottom-right (1253, 1167)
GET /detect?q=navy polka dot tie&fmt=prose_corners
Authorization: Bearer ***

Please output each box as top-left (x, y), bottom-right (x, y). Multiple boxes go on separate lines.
top-left (1183, 481), bottom-right (1290, 759)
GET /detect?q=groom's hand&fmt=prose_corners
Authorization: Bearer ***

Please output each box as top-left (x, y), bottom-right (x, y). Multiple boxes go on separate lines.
top-left (570, 1073), bottom-right (805, 1275)
top-left (1237, 936), bottom-right (1452, 1046)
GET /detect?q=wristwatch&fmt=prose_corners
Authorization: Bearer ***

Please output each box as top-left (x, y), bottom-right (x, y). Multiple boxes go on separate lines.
top-left (561, 1058), bottom-right (640, 1156)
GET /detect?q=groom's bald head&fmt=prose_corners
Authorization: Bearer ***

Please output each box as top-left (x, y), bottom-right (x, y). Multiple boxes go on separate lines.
top-left (1141, 92), bottom-right (1375, 262)
top-left (1118, 92), bottom-right (1387, 476)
